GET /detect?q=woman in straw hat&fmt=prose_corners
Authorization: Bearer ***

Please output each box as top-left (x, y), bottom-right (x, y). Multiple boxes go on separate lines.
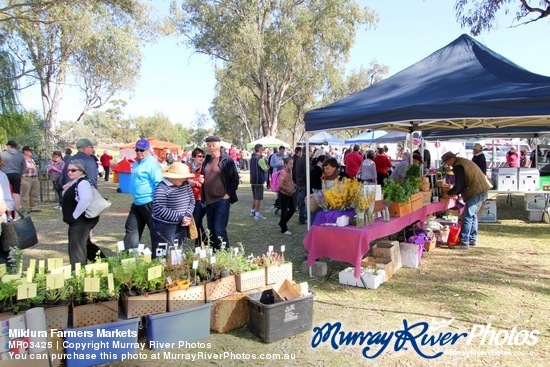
top-left (150, 162), bottom-right (195, 258)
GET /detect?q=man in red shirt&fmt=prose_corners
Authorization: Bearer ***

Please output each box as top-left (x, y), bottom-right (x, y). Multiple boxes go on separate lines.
top-left (373, 147), bottom-right (393, 187)
top-left (344, 144), bottom-right (364, 178)
top-left (100, 150), bottom-right (114, 182)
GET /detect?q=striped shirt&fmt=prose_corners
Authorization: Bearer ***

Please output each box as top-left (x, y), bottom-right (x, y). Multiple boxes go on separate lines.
top-left (152, 179), bottom-right (195, 224)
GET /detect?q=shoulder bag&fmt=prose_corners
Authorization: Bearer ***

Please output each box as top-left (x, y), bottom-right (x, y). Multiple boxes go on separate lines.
top-left (1, 210), bottom-right (38, 251)
top-left (75, 179), bottom-right (112, 218)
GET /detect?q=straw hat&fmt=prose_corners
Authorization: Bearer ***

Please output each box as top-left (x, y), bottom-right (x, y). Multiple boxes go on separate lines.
top-left (162, 162), bottom-right (194, 179)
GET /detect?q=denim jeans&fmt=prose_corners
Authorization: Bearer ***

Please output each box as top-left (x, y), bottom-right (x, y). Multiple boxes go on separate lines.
top-left (123, 202), bottom-right (153, 249)
top-left (460, 191), bottom-right (488, 245)
top-left (295, 186), bottom-right (307, 224)
top-left (205, 198), bottom-right (231, 249)
top-left (150, 219), bottom-right (187, 258)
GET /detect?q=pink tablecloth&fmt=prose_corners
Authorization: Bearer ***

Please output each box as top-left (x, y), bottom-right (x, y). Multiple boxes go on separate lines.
top-left (303, 200), bottom-right (455, 278)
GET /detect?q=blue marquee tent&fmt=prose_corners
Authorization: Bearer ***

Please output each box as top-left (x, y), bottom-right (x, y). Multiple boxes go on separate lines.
top-left (300, 131), bottom-right (344, 146)
top-left (304, 34), bottom-right (550, 133)
top-left (344, 130), bottom-right (387, 144)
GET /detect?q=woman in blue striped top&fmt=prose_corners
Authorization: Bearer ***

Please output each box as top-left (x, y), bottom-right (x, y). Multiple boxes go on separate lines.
top-left (150, 162), bottom-right (195, 258)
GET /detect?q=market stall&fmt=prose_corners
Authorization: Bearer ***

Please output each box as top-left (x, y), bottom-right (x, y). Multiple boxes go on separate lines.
top-left (118, 138), bottom-right (182, 163)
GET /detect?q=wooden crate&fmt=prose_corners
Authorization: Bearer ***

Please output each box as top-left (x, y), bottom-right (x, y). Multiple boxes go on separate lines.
top-left (265, 262), bottom-right (293, 285)
top-left (424, 238), bottom-right (436, 252)
top-left (389, 201), bottom-right (412, 218)
top-left (410, 193), bottom-right (423, 212)
top-left (44, 304), bottom-right (69, 330)
top-left (72, 300), bottom-right (119, 328)
top-left (123, 290), bottom-right (167, 319)
top-left (205, 275), bottom-right (236, 302)
top-left (235, 269), bottom-right (266, 292)
top-left (167, 285), bottom-right (205, 312)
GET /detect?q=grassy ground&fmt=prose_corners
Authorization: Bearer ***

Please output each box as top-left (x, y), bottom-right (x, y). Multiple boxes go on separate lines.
top-left (21, 175), bottom-right (550, 367)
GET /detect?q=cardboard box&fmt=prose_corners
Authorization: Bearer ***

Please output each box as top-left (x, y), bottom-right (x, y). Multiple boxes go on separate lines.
top-left (273, 280), bottom-right (300, 302)
top-left (518, 168), bottom-right (539, 192)
top-left (525, 194), bottom-right (546, 211)
top-left (479, 200), bottom-right (497, 222)
top-left (497, 168), bottom-right (518, 191)
top-left (361, 257), bottom-right (394, 281)
top-left (371, 241), bottom-right (402, 270)
top-left (400, 243), bottom-right (422, 268)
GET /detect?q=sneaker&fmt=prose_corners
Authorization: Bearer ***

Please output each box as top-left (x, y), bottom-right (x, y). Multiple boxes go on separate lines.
top-left (53, 206), bottom-right (62, 210)
top-left (469, 242), bottom-right (477, 247)
top-left (453, 244), bottom-right (469, 250)
top-left (249, 211), bottom-right (255, 217)
top-left (254, 215), bottom-right (267, 220)
top-left (283, 231), bottom-right (293, 236)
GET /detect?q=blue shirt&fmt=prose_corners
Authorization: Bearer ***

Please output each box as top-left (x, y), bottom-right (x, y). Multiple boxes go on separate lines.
top-left (131, 155), bottom-right (163, 205)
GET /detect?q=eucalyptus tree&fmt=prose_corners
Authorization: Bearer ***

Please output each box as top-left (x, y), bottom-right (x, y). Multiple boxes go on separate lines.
top-left (0, 37), bottom-right (23, 142)
top-left (172, 0), bottom-right (378, 138)
top-left (2, 0), bottom-right (164, 144)
top-left (455, 0), bottom-right (550, 35)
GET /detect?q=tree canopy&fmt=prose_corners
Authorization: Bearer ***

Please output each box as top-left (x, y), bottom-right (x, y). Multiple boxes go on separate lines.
top-left (455, 0), bottom-right (550, 35)
top-left (172, 0), bottom-right (378, 140)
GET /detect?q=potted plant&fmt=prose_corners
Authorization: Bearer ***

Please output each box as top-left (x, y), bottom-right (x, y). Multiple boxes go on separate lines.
top-left (260, 251), bottom-right (293, 285)
top-left (234, 249), bottom-right (266, 292)
top-left (204, 247), bottom-right (237, 302)
top-left (165, 247), bottom-right (206, 312)
top-left (382, 179), bottom-right (413, 217)
top-left (0, 279), bottom-right (18, 312)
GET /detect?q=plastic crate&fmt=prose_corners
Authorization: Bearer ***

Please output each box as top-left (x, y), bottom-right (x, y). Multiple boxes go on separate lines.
top-left (247, 289), bottom-right (314, 343)
top-left (205, 275), bottom-right (236, 302)
top-left (235, 269), bottom-right (266, 292)
top-left (44, 304), bottom-right (69, 330)
top-left (167, 284), bottom-right (205, 312)
top-left (72, 300), bottom-right (119, 328)
top-left (64, 317), bottom-right (140, 367)
top-left (265, 263), bottom-right (293, 285)
top-left (123, 290), bottom-right (167, 318)
top-left (144, 303), bottom-right (211, 350)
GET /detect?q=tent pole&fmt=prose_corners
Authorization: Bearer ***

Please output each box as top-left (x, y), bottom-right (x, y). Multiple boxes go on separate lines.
top-left (306, 133), bottom-right (311, 229)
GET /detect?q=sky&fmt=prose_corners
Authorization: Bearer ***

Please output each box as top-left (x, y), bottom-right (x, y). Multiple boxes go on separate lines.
top-left (19, 0), bottom-right (550, 129)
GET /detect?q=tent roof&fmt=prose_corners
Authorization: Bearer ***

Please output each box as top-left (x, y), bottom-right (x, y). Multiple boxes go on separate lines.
top-left (422, 126), bottom-right (550, 140)
top-left (119, 138), bottom-right (181, 151)
top-left (247, 136), bottom-right (290, 149)
top-left (304, 34), bottom-right (550, 133)
top-left (300, 131), bottom-right (344, 146)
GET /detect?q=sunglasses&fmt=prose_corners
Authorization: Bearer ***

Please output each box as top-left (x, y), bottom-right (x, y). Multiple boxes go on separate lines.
top-left (135, 148), bottom-right (146, 152)
top-left (67, 168), bottom-right (81, 173)
top-left (196, 155), bottom-right (205, 158)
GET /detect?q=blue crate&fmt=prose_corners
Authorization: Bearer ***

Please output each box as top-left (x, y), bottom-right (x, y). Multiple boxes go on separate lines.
top-left (145, 303), bottom-right (211, 350)
top-left (64, 318), bottom-right (140, 367)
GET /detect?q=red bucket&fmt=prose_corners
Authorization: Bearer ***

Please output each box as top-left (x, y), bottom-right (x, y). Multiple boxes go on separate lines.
top-left (447, 224), bottom-right (461, 245)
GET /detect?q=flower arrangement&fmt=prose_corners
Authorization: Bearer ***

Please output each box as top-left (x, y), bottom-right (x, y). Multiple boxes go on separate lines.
top-left (318, 178), bottom-right (363, 211)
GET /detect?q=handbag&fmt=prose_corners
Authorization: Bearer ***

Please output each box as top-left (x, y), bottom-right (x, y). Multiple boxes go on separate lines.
top-left (75, 179), bottom-right (112, 218)
top-left (1, 211), bottom-right (38, 251)
top-left (188, 217), bottom-right (198, 240)
top-left (85, 186), bottom-right (112, 218)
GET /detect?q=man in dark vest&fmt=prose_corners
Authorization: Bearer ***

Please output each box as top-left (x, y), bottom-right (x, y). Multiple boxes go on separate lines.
top-left (443, 152), bottom-right (492, 250)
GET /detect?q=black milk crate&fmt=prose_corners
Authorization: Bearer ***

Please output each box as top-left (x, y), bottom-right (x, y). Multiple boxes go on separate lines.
top-left (247, 288), bottom-right (314, 343)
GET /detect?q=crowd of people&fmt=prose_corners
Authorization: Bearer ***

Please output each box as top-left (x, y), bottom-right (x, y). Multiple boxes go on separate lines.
top-left (1, 136), bottom-right (548, 266)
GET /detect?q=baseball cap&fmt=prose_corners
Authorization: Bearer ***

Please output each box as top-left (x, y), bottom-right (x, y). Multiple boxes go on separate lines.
top-left (135, 139), bottom-right (150, 150)
top-left (76, 138), bottom-right (93, 149)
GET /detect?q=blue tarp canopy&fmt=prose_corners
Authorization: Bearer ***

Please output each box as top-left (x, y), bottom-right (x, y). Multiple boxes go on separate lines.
top-left (304, 34), bottom-right (550, 133)
top-left (300, 131), bottom-right (344, 146)
top-left (344, 130), bottom-right (387, 144)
